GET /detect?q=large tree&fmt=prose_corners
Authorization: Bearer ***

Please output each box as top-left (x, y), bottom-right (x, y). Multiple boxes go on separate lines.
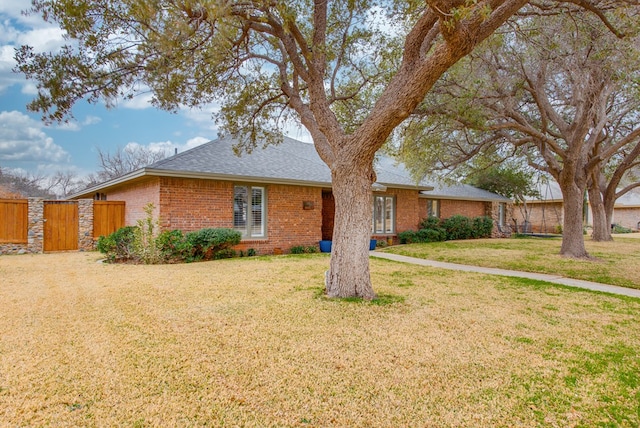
top-left (397, 10), bottom-right (640, 257)
top-left (15, 1), bottom-right (635, 296)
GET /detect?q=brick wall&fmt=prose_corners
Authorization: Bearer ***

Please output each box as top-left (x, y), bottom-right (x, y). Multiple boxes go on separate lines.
top-left (159, 177), bottom-right (233, 230)
top-left (107, 177), bottom-right (161, 226)
top-left (112, 176), bottom-right (324, 255)
top-left (391, 189), bottom-right (422, 233)
top-left (512, 202), bottom-right (563, 233)
top-left (254, 183), bottom-right (322, 254)
top-left (612, 207), bottom-right (640, 230)
top-left (440, 199), bottom-right (486, 219)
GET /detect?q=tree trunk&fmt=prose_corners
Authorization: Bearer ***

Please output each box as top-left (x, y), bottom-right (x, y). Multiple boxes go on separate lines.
top-left (557, 179), bottom-right (590, 258)
top-left (325, 163), bottom-right (376, 300)
top-left (588, 185), bottom-right (612, 242)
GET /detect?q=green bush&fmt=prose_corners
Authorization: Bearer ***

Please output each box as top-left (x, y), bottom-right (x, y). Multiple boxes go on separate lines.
top-left (612, 224), bottom-right (632, 234)
top-left (290, 245), bottom-right (306, 254)
top-left (399, 215), bottom-right (494, 244)
top-left (98, 226), bottom-right (241, 263)
top-left (184, 228), bottom-right (242, 261)
top-left (419, 216), bottom-right (442, 230)
top-left (290, 245), bottom-right (319, 254)
top-left (157, 229), bottom-right (192, 262)
top-left (442, 215), bottom-right (474, 240)
top-left (96, 226), bottom-right (138, 262)
top-left (472, 216), bottom-right (493, 238)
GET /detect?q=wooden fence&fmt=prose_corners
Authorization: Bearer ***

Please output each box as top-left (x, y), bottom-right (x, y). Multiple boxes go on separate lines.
top-left (0, 199), bottom-right (28, 244)
top-left (0, 199), bottom-right (125, 253)
top-left (93, 201), bottom-right (125, 238)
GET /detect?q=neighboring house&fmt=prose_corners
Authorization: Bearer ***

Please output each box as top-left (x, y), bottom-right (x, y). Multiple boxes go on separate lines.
top-left (512, 181), bottom-right (640, 233)
top-left (69, 136), bottom-right (512, 254)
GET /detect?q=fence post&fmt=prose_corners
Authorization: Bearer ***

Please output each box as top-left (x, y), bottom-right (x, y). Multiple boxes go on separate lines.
top-left (78, 199), bottom-right (94, 251)
top-left (27, 198), bottom-right (44, 253)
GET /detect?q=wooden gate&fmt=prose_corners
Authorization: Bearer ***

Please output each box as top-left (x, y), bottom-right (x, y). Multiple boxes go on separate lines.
top-left (44, 201), bottom-right (78, 252)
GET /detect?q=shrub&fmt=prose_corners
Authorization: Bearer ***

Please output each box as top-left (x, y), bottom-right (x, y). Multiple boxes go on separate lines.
top-left (134, 203), bottom-right (163, 264)
top-left (156, 229), bottom-right (192, 262)
top-left (290, 245), bottom-right (319, 254)
top-left (184, 228), bottom-right (242, 261)
top-left (472, 216), bottom-right (493, 238)
top-left (247, 248), bottom-right (257, 257)
top-left (442, 215), bottom-right (473, 240)
top-left (400, 215), bottom-right (494, 244)
top-left (97, 226), bottom-right (138, 262)
top-left (612, 224), bottom-right (632, 234)
top-left (419, 216), bottom-right (442, 230)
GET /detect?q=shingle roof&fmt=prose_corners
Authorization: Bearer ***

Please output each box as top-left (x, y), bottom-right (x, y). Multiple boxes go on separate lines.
top-left (70, 136), bottom-right (509, 202)
top-left (422, 184), bottom-right (512, 202)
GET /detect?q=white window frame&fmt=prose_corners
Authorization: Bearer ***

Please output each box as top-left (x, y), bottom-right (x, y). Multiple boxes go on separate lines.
top-left (233, 185), bottom-right (266, 238)
top-left (372, 195), bottom-right (395, 234)
top-left (498, 202), bottom-right (506, 227)
top-left (427, 199), bottom-right (440, 218)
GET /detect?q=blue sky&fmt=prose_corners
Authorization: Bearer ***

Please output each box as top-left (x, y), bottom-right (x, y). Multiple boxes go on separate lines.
top-left (0, 0), bottom-right (310, 179)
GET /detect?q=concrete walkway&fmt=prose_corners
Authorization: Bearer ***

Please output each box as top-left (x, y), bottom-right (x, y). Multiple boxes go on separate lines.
top-left (370, 251), bottom-right (640, 299)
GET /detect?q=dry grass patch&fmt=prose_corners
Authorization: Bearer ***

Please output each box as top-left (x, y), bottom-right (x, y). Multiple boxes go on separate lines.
top-left (1, 252), bottom-right (639, 426)
top-left (383, 236), bottom-right (640, 288)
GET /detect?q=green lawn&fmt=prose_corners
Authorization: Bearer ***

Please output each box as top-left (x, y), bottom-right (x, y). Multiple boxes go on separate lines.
top-left (381, 236), bottom-right (640, 289)
top-left (1, 251), bottom-right (640, 426)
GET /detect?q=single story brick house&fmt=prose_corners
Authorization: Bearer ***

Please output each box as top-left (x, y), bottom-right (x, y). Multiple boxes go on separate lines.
top-left (70, 136), bottom-right (512, 254)
top-left (512, 181), bottom-right (640, 233)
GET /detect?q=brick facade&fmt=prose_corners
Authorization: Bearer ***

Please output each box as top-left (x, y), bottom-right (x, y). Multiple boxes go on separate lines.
top-left (108, 177), bottom-right (161, 226)
top-left (103, 177), bottom-right (323, 255)
top-left (96, 177), bottom-right (516, 255)
top-left (513, 201), bottom-right (640, 233)
top-left (612, 207), bottom-right (640, 230)
top-left (440, 199), bottom-right (486, 219)
top-left (512, 201), bottom-right (564, 234)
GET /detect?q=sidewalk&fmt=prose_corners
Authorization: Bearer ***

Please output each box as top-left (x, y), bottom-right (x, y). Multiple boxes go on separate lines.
top-left (370, 251), bottom-right (640, 299)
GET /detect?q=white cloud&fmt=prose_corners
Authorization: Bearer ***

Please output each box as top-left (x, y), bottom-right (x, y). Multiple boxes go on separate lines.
top-left (0, 110), bottom-right (69, 162)
top-left (123, 136), bottom-right (210, 158)
top-left (182, 104), bottom-right (221, 132)
top-left (120, 92), bottom-right (154, 110)
top-left (0, 5), bottom-right (67, 93)
top-left (83, 115), bottom-right (101, 126)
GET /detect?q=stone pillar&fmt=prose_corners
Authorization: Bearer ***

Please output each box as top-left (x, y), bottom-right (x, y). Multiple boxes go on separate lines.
top-left (78, 199), bottom-right (94, 251)
top-left (27, 198), bottom-right (44, 253)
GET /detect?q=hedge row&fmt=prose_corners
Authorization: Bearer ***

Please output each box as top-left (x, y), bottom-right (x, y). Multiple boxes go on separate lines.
top-left (97, 226), bottom-right (242, 264)
top-left (398, 215), bottom-right (493, 244)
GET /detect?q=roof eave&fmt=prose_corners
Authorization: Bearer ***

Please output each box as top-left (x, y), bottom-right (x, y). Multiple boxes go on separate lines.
top-left (68, 169), bottom-right (432, 199)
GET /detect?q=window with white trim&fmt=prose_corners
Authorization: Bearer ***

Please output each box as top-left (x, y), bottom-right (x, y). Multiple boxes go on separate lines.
top-left (427, 199), bottom-right (440, 218)
top-left (498, 202), bottom-right (506, 227)
top-left (372, 195), bottom-right (395, 234)
top-left (234, 185), bottom-right (266, 238)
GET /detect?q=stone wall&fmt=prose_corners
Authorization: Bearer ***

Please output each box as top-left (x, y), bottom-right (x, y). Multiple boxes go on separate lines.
top-left (78, 199), bottom-right (95, 251)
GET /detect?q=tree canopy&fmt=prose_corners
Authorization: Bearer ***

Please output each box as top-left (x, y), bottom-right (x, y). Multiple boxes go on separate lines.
top-left (397, 9), bottom-right (640, 256)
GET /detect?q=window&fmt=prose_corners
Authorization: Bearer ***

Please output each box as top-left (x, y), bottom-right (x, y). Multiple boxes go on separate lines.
top-left (427, 199), bottom-right (440, 218)
top-left (234, 185), bottom-right (266, 238)
top-left (498, 202), bottom-right (506, 227)
top-left (372, 195), bottom-right (395, 234)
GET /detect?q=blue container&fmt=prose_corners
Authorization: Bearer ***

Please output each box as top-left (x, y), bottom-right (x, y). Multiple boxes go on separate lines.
top-left (369, 239), bottom-right (377, 250)
top-left (319, 240), bottom-right (332, 253)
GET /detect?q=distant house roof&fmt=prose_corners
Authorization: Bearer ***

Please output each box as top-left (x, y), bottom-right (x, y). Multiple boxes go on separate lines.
top-left (524, 180), bottom-right (640, 207)
top-left (422, 184), bottom-right (512, 202)
top-left (69, 136), bottom-right (508, 202)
